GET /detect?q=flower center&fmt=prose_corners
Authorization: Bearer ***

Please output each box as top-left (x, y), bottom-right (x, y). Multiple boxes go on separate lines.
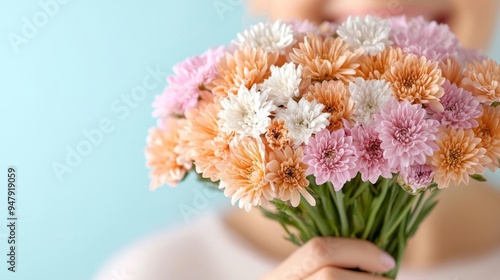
top-left (395, 127), bottom-right (411, 143)
top-left (447, 149), bottom-right (463, 167)
top-left (367, 139), bottom-right (383, 158)
top-left (323, 148), bottom-right (337, 159)
top-left (324, 105), bottom-right (337, 113)
top-left (403, 76), bottom-right (416, 89)
top-left (282, 166), bottom-right (298, 183)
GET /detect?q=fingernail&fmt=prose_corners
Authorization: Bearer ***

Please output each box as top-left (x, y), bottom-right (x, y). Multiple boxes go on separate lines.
top-left (381, 253), bottom-right (396, 270)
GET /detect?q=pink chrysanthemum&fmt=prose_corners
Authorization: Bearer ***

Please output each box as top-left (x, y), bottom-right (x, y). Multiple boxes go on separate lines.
top-left (153, 46), bottom-right (226, 117)
top-left (351, 125), bottom-right (392, 184)
top-left (390, 16), bottom-right (459, 61)
top-left (398, 164), bottom-right (435, 194)
top-left (302, 129), bottom-right (357, 190)
top-left (429, 80), bottom-right (482, 129)
top-left (374, 99), bottom-right (440, 169)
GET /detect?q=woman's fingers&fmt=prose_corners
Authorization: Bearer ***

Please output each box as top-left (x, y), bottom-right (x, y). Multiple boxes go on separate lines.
top-left (264, 237), bottom-right (395, 280)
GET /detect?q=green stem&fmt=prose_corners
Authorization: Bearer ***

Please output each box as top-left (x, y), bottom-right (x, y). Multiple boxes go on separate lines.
top-left (362, 179), bottom-right (390, 239)
top-left (378, 195), bottom-right (416, 246)
top-left (328, 182), bottom-right (349, 236)
top-left (299, 198), bottom-right (332, 236)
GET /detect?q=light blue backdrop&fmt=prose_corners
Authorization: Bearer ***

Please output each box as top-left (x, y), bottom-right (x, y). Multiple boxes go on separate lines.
top-left (0, 1), bottom-right (499, 279)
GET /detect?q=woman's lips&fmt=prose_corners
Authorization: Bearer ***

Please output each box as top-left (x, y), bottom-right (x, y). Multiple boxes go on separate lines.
top-left (325, 5), bottom-right (451, 24)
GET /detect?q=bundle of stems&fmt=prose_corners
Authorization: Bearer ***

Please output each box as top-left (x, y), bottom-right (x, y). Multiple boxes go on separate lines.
top-left (262, 174), bottom-right (440, 279)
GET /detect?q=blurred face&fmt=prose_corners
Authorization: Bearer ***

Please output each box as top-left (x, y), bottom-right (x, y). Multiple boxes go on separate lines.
top-left (248, 0), bottom-right (499, 50)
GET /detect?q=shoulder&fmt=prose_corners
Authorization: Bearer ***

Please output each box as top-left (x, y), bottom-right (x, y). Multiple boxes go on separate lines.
top-left (94, 211), bottom-right (277, 280)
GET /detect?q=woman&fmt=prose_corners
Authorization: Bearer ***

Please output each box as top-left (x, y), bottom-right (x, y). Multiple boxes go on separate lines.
top-left (96, 1), bottom-right (500, 279)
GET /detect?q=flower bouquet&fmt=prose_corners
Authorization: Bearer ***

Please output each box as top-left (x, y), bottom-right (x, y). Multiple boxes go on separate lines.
top-left (146, 16), bottom-right (500, 278)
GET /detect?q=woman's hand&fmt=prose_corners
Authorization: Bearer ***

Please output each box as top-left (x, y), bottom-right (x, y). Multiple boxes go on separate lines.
top-left (262, 237), bottom-right (395, 280)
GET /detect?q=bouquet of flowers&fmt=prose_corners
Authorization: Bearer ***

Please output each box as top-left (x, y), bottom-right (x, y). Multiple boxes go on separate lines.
top-left (145, 15), bottom-right (500, 278)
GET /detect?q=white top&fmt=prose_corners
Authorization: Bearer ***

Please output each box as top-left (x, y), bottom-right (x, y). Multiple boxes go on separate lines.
top-left (95, 212), bottom-right (500, 280)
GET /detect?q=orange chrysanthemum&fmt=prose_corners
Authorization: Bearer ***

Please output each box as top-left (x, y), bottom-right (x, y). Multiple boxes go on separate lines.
top-left (211, 46), bottom-right (278, 98)
top-left (181, 102), bottom-right (232, 182)
top-left (304, 80), bottom-right (353, 130)
top-left (219, 137), bottom-right (274, 211)
top-left (439, 58), bottom-right (463, 86)
top-left (290, 34), bottom-right (361, 83)
top-left (265, 146), bottom-right (314, 207)
top-left (356, 47), bottom-right (404, 80)
top-left (462, 59), bottom-right (500, 105)
top-left (146, 118), bottom-right (192, 190)
top-left (431, 127), bottom-right (490, 188)
top-left (474, 105), bottom-right (500, 171)
top-left (265, 119), bottom-right (291, 150)
top-left (384, 54), bottom-right (445, 111)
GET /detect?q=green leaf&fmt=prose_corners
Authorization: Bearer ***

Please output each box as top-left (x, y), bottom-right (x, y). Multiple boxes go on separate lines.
top-left (492, 102), bottom-right (500, 107)
top-left (470, 174), bottom-right (487, 182)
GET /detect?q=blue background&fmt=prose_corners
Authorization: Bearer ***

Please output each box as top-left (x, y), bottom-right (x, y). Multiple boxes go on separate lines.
top-left (0, 1), bottom-right (498, 279)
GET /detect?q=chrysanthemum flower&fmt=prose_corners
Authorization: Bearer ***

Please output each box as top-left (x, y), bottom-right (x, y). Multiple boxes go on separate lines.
top-left (265, 146), bottom-right (314, 207)
top-left (277, 98), bottom-right (331, 146)
top-left (290, 35), bottom-right (361, 83)
top-left (432, 127), bottom-right (490, 188)
top-left (439, 58), bottom-right (463, 86)
top-left (302, 129), bottom-right (357, 190)
top-left (462, 59), bottom-right (500, 105)
top-left (374, 99), bottom-right (440, 169)
top-left (219, 137), bottom-right (274, 211)
top-left (384, 54), bottom-right (445, 111)
top-left (390, 16), bottom-right (459, 61)
top-left (261, 62), bottom-right (303, 107)
top-left (304, 80), bottom-right (353, 130)
top-left (265, 119), bottom-right (291, 150)
top-left (398, 164), bottom-right (435, 194)
top-left (234, 21), bottom-right (295, 54)
top-left (474, 105), bottom-right (500, 171)
top-left (351, 125), bottom-right (391, 183)
top-left (181, 102), bottom-right (232, 182)
top-left (428, 81), bottom-right (482, 129)
top-left (218, 85), bottom-right (276, 139)
top-left (153, 46), bottom-right (226, 117)
top-left (212, 46), bottom-right (278, 98)
top-left (337, 15), bottom-right (392, 55)
top-left (456, 47), bottom-right (486, 66)
top-left (349, 78), bottom-right (392, 125)
top-left (146, 119), bottom-right (192, 189)
top-left (356, 47), bottom-right (404, 80)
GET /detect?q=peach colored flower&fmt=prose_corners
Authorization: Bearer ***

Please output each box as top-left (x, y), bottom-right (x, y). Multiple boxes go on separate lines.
top-left (181, 102), bottom-right (232, 182)
top-left (431, 127), bottom-right (490, 188)
top-left (219, 138), bottom-right (274, 211)
top-left (290, 35), bottom-right (361, 83)
top-left (265, 146), bottom-right (314, 207)
top-left (211, 46), bottom-right (278, 98)
top-left (304, 80), bottom-right (353, 130)
top-left (439, 58), bottom-right (463, 86)
top-left (146, 118), bottom-right (192, 190)
top-left (384, 54), bottom-right (445, 111)
top-left (356, 47), bottom-right (404, 80)
top-left (265, 119), bottom-right (291, 150)
top-left (462, 59), bottom-right (500, 105)
top-left (474, 105), bottom-right (500, 171)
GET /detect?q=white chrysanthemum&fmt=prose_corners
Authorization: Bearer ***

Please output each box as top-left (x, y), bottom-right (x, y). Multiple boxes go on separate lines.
top-left (349, 78), bottom-right (392, 125)
top-left (277, 99), bottom-right (330, 146)
top-left (261, 62), bottom-right (302, 106)
top-left (234, 21), bottom-right (295, 53)
top-left (337, 15), bottom-right (392, 55)
top-left (218, 85), bottom-right (276, 139)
